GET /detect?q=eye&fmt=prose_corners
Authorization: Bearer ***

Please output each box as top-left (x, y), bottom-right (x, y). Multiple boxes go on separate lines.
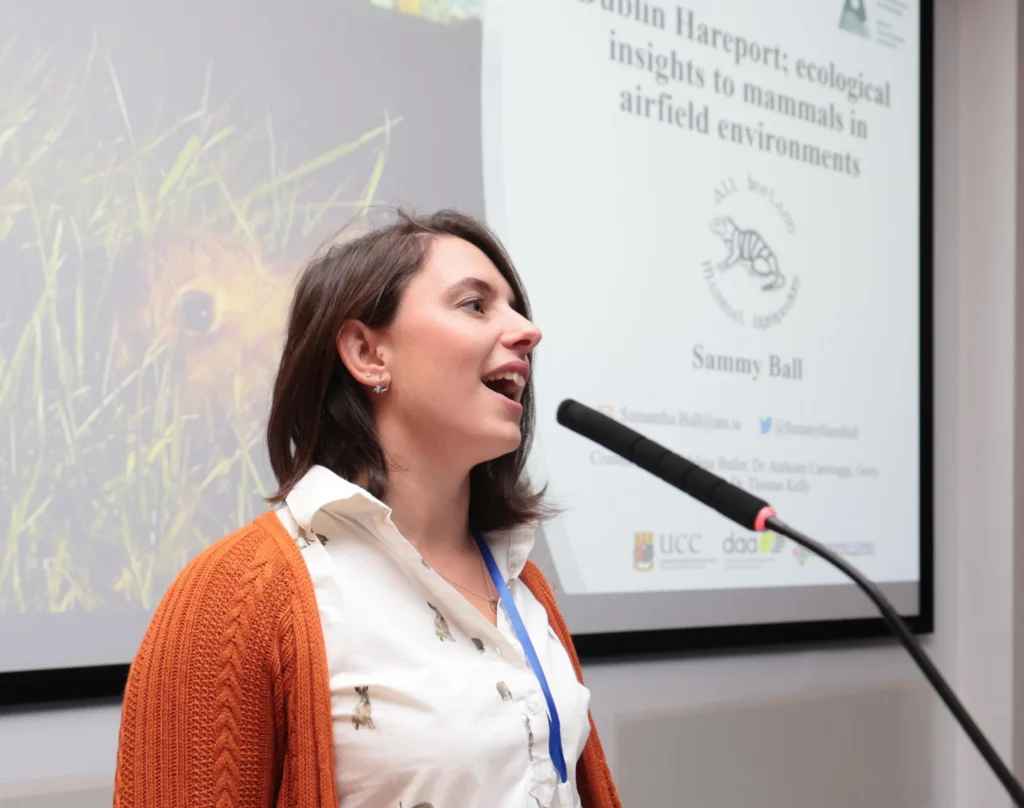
top-left (177, 289), bottom-right (217, 333)
top-left (459, 297), bottom-right (485, 314)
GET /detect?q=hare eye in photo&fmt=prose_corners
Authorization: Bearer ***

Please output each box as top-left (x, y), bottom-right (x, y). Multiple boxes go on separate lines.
top-left (177, 289), bottom-right (218, 334)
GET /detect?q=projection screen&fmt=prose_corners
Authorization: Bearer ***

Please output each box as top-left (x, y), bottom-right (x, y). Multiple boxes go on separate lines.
top-left (0, 0), bottom-right (933, 701)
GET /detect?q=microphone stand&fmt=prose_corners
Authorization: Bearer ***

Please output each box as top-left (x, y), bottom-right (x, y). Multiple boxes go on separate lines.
top-left (554, 398), bottom-right (1024, 805)
top-left (766, 517), bottom-right (1024, 806)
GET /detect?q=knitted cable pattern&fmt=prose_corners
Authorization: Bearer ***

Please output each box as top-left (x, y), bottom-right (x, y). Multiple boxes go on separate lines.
top-left (273, 605), bottom-right (298, 804)
top-left (112, 511), bottom-right (620, 808)
top-left (213, 541), bottom-right (277, 808)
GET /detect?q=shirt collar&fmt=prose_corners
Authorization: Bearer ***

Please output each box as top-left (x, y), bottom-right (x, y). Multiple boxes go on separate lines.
top-left (280, 464), bottom-right (537, 578)
top-left (284, 464), bottom-right (390, 535)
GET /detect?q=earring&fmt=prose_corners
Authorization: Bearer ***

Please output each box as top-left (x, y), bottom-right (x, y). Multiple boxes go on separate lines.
top-left (373, 376), bottom-right (390, 394)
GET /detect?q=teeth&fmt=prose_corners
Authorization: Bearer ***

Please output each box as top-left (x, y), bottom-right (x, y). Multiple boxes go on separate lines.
top-left (482, 371), bottom-right (526, 389)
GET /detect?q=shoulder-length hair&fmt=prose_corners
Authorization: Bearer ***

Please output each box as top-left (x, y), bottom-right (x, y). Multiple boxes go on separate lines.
top-left (265, 208), bottom-right (550, 531)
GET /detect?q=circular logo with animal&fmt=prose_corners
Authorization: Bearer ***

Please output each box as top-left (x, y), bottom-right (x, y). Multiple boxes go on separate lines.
top-left (701, 174), bottom-right (801, 330)
top-left (708, 216), bottom-right (785, 291)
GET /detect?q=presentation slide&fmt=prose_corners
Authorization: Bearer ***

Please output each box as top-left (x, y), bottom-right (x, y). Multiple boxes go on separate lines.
top-left (0, 0), bottom-right (489, 677)
top-left (480, 0), bottom-right (926, 636)
top-left (0, 0), bottom-right (928, 686)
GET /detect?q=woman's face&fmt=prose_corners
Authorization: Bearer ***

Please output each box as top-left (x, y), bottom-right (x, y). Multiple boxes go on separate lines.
top-left (374, 236), bottom-right (542, 468)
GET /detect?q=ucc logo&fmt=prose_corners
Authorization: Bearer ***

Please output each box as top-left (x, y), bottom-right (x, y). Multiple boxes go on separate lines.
top-left (659, 532), bottom-right (700, 553)
top-left (633, 532), bottom-right (703, 571)
top-left (658, 532), bottom-right (702, 554)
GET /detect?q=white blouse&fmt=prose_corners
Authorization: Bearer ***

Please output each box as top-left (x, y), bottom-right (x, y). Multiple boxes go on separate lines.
top-left (276, 465), bottom-right (592, 808)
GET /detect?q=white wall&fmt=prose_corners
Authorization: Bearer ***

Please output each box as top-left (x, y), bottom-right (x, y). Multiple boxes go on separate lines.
top-left (1, 1), bottom-right (1021, 805)
top-left (933, 1), bottom-right (1017, 806)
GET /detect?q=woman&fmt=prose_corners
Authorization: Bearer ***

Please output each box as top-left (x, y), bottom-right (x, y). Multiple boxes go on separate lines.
top-left (113, 209), bottom-right (622, 808)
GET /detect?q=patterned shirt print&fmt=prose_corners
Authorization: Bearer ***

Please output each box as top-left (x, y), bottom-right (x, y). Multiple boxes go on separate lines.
top-left (277, 465), bottom-right (592, 808)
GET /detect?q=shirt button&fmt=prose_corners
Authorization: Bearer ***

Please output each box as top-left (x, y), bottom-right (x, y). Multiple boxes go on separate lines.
top-left (528, 700), bottom-right (541, 714)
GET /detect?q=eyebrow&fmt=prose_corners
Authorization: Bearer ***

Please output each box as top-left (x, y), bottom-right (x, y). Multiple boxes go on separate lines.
top-left (446, 276), bottom-right (517, 307)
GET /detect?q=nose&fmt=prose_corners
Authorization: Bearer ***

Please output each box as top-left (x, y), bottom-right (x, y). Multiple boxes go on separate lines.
top-left (502, 312), bottom-right (542, 356)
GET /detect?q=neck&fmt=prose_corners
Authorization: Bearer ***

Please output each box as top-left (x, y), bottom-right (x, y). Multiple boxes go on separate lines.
top-left (371, 405), bottom-right (482, 556)
top-left (378, 453), bottom-right (474, 558)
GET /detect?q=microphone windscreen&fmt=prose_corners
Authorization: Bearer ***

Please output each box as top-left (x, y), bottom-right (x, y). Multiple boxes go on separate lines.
top-left (557, 398), bottom-right (771, 530)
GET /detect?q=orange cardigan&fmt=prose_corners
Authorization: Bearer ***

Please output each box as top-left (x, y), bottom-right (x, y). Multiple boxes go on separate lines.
top-left (113, 511), bottom-right (621, 808)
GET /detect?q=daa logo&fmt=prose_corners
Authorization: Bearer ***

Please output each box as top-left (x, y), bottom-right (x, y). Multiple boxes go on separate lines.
top-left (722, 530), bottom-right (786, 554)
top-left (633, 532), bottom-right (655, 571)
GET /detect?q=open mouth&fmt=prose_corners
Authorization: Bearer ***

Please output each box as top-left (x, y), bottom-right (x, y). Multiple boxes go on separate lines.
top-left (482, 371), bottom-right (526, 403)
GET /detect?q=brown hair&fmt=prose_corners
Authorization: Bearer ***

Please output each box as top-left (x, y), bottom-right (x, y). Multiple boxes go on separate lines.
top-left (265, 208), bottom-right (551, 531)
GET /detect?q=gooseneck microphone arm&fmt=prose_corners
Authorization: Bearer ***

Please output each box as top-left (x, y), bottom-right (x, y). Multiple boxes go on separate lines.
top-left (765, 517), bottom-right (1024, 805)
top-left (556, 399), bottom-right (1024, 807)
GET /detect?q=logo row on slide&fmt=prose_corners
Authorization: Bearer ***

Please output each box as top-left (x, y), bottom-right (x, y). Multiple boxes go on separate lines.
top-left (632, 530), bottom-right (876, 572)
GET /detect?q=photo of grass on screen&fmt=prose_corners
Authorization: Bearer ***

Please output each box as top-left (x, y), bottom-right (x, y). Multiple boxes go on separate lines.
top-left (0, 30), bottom-right (399, 616)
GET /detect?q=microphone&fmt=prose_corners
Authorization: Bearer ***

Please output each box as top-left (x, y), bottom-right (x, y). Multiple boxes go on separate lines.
top-left (556, 398), bottom-right (1024, 807)
top-left (555, 399), bottom-right (776, 532)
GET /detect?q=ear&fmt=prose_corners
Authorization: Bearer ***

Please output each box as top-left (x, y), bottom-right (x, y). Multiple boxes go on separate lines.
top-left (336, 319), bottom-right (389, 391)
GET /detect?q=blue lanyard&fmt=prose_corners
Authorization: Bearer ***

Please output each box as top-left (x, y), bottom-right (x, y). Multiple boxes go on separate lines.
top-left (472, 527), bottom-right (568, 784)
